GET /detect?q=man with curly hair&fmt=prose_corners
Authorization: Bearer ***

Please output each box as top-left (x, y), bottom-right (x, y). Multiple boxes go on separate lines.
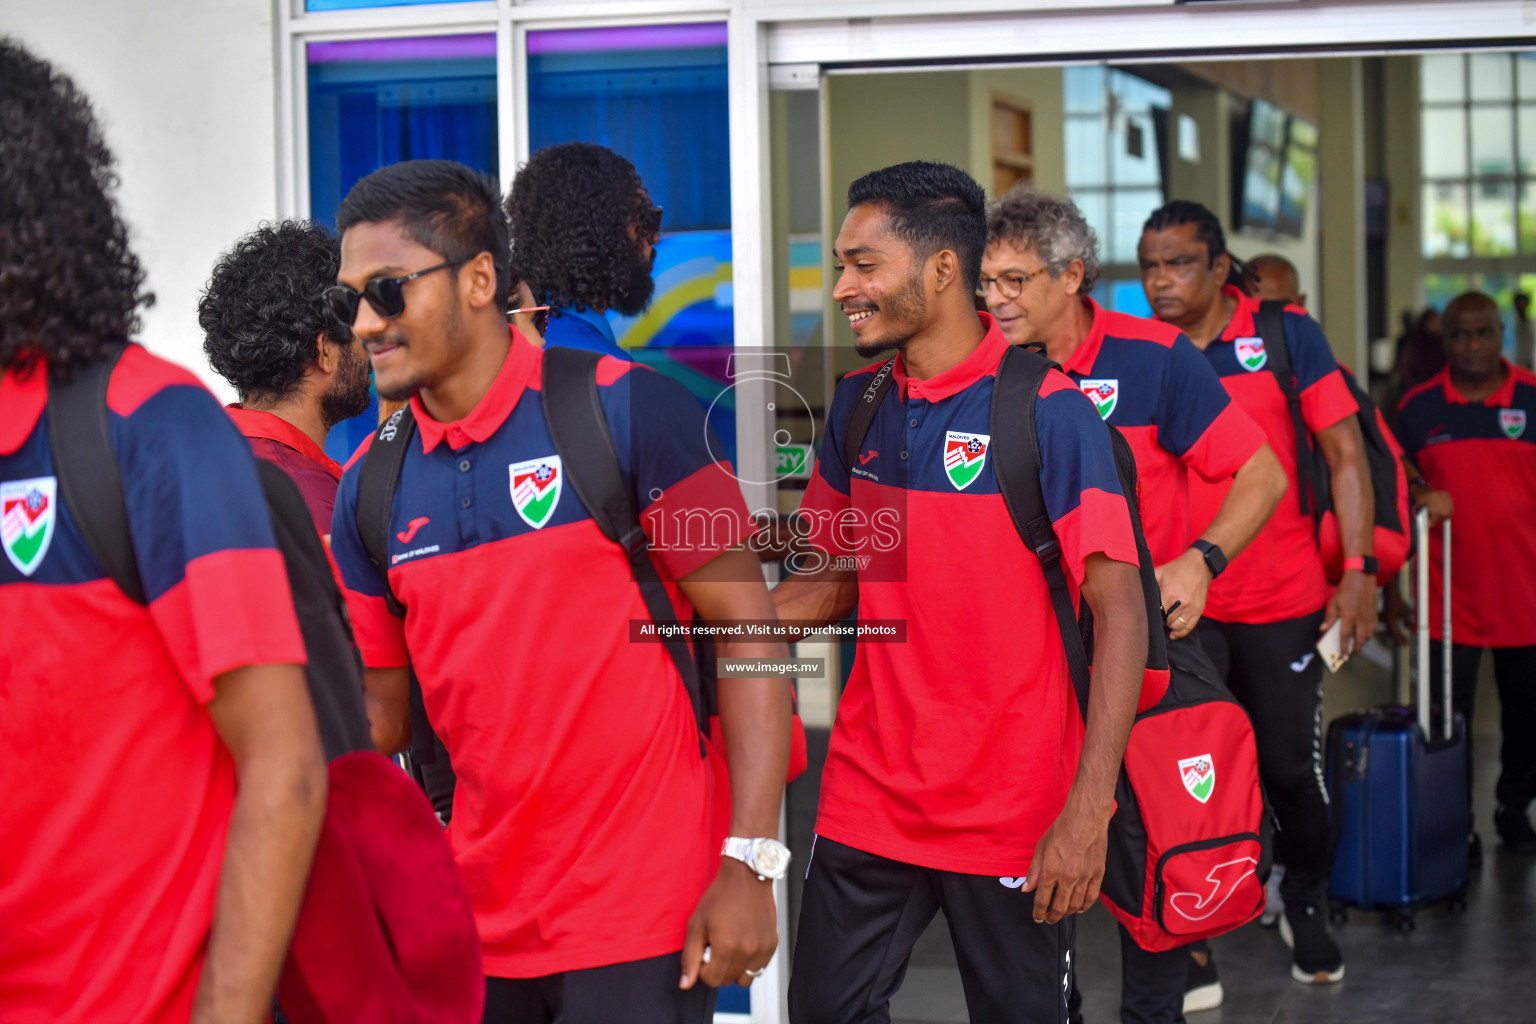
top-left (200, 220), bottom-right (372, 536)
top-left (0, 37), bottom-right (325, 1024)
top-left (506, 142), bottom-right (663, 360)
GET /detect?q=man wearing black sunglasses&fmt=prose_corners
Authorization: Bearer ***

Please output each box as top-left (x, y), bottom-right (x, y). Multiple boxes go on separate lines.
top-left (506, 142), bottom-right (663, 360)
top-left (326, 159), bottom-right (793, 1024)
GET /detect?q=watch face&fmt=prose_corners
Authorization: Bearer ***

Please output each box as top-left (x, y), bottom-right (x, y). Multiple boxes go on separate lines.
top-left (749, 840), bottom-right (791, 878)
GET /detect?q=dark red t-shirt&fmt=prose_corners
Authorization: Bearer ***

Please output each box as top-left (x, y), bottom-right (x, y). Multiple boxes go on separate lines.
top-left (0, 348), bottom-right (304, 1024)
top-left (226, 405), bottom-right (342, 538)
top-left (1396, 363), bottom-right (1536, 647)
top-left (1181, 286), bottom-right (1358, 624)
top-left (331, 333), bottom-right (752, 977)
top-left (797, 314), bottom-right (1140, 875)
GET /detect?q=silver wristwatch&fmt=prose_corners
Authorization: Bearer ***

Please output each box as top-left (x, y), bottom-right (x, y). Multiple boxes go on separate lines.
top-left (721, 836), bottom-right (792, 881)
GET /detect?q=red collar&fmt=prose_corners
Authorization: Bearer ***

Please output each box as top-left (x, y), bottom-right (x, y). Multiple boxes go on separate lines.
top-left (893, 312), bottom-right (1010, 401)
top-left (412, 329), bottom-right (537, 454)
top-left (226, 405), bottom-right (342, 479)
top-left (1218, 284), bottom-right (1259, 342)
top-left (1439, 362), bottom-right (1518, 407)
top-left (1060, 298), bottom-right (1109, 376)
top-left (0, 362), bottom-right (49, 456)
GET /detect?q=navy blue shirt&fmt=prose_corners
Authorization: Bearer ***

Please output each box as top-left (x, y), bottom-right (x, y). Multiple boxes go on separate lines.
top-left (541, 306), bottom-right (630, 361)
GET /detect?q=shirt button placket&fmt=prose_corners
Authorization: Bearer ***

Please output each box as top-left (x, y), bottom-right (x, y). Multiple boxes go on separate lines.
top-left (455, 450), bottom-right (478, 544)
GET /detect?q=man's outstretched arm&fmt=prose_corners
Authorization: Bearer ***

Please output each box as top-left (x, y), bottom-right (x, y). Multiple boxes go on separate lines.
top-left (195, 662), bottom-right (327, 1024)
top-left (1024, 553), bottom-right (1146, 924)
top-left (676, 547), bottom-right (794, 991)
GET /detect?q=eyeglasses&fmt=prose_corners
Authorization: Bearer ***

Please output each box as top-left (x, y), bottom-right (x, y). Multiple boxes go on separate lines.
top-left (324, 259), bottom-right (464, 327)
top-left (638, 204), bottom-right (663, 242)
top-left (976, 268), bottom-right (1046, 301)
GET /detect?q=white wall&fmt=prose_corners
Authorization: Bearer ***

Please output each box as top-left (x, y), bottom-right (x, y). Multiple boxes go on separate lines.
top-left (2, 0), bottom-right (281, 398)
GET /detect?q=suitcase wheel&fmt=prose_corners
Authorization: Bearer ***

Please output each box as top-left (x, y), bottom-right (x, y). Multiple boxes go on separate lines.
top-left (1328, 902), bottom-right (1348, 926)
top-left (1392, 910), bottom-right (1416, 934)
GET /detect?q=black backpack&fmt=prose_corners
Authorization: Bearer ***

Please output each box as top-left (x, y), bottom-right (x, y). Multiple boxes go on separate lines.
top-left (842, 342), bottom-right (1169, 697)
top-left (48, 344), bottom-right (372, 760)
top-left (1253, 301), bottom-right (1410, 583)
top-left (355, 347), bottom-right (717, 819)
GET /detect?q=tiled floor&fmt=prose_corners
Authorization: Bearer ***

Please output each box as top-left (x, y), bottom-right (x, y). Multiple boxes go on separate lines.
top-left (784, 650), bottom-right (1536, 1024)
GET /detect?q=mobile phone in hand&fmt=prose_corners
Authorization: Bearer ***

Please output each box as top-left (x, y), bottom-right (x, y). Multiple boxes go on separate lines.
top-left (1315, 618), bottom-right (1346, 672)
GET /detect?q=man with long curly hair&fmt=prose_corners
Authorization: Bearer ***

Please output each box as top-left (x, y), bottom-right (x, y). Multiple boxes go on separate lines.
top-left (0, 37), bottom-right (325, 1024)
top-left (506, 142), bottom-right (663, 360)
top-left (200, 220), bottom-right (373, 536)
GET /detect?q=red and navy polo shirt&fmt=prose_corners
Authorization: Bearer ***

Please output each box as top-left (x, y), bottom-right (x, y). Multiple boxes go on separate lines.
top-left (1396, 363), bottom-right (1536, 647)
top-left (1181, 286), bottom-right (1358, 624)
top-left (0, 348), bottom-right (305, 1024)
top-left (227, 405), bottom-right (343, 537)
top-left (330, 329), bottom-right (753, 978)
top-left (797, 312), bottom-right (1140, 876)
top-left (1059, 299), bottom-right (1266, 567)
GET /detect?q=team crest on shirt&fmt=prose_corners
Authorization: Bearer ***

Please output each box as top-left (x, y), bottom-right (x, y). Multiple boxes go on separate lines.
top-left (1234, 337), bottom-right (1267, 372)
top-left (1, 476), bottom-right (57, 577)
top-left (1499, 408), bottom-right (1527, 440)
top-left (509, 456), bottom-right (562, 530)
top-left (943, 431), bottom-right (990, 491)
top-left (1079, 378), bottom-right (1119, 420)
top-left (1179, 754), bottom-right (1216, 804)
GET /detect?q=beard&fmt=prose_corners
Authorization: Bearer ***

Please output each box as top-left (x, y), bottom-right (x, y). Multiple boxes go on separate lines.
top-left (609, 242), bottom-right (658, 317)
top-left (852, 268), bottom-right (927, 359)
top-left (320, 339), bottom-right (375, 428)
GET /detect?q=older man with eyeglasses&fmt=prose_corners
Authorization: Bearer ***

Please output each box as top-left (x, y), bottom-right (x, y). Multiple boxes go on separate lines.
top-left (979, 186), bottom-right (1287, 1024)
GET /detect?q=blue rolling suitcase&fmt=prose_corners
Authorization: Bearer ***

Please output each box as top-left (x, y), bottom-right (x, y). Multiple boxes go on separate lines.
top-left (1326, 510), bottom-right (1469, 932)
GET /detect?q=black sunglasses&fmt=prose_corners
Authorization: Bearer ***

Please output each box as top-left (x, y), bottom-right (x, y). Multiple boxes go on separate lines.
top-left (325, 259), bottom-right (464, 326)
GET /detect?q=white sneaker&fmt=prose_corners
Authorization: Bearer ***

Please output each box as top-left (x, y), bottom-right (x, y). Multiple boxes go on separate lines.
top-left (1183, 953), bottom-right (1224, 1013)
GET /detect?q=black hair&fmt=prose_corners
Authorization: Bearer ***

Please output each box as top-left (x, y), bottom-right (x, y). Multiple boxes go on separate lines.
top-left (846, 161), bottom-right (987, 293)
top-left (506, 142), bottom-right (655, 316)
top-left (1142, 200), bottom-right (1255, 293)
top-left (0, 38), bottom-right (152, 377)
top-left (337, 159), bottom-right (511, 309)
top-left (199, 220), bottom-right (349, 403)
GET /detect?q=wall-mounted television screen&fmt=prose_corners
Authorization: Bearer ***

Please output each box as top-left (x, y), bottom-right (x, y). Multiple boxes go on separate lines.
top-left (1237, 98), bottom-right (1287, 233)
top-left (1276, 115), bottom-right (1317, 237)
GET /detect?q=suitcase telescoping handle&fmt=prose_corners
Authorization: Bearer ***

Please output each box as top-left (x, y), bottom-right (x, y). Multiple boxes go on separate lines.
top-left (1414, 506), bottom-right (1452, 741)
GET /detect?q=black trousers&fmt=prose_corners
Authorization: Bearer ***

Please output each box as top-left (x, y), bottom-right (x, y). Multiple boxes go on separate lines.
top-left (484, 953), bottom-right (716, 1024)
top-left (1065, 923), bottom-right (1188, 1024)
top-left (1194, 611), bottom-right (1331, 907)
top-left (790, 836), bottom-right (1075, 1024)
top-left (1429, 641), bottom-right (1536, 814)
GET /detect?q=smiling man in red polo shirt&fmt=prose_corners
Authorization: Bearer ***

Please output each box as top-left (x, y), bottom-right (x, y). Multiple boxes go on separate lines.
top-left (1138, 200), bottom-right (1375, 991)
top-left (325, 160), bottom-right (793, 1024)
top-left (777, 162), bottom-right (1148, 1024)
top-left (981, 187), bottom-right (1287, 1024)
top-left (1396, 291), bottom-right (1536, 854)
top-left (200, 220), bottom-right (373, 537)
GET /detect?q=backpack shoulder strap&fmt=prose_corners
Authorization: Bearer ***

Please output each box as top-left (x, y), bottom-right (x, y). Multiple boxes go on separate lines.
top-left (540, 346), bottom-right (707, 755)
top-left (988, 344), bottom-right (1093, 721)
top-left (1254, 299), bottom-right (1317, 518)
top-left (844, 358), bottom-right (898, 469)
top-left (356, 403), bottom-right (415, 616)
top-left (253, 458), bottom-right (372, 759)
top-left (46, 344), bottom-right (146, 605)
